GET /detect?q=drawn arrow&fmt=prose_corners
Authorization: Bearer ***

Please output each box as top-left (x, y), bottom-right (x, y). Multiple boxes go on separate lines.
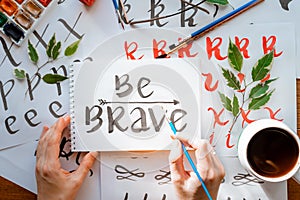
top-left (98, 99), bottom-right (179, 106)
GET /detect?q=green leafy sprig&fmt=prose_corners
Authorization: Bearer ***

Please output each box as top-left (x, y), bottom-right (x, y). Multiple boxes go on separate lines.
top-left (218, 39), bottom-right (277, 133)
top-left (14, 33), bottom-right (81, 84)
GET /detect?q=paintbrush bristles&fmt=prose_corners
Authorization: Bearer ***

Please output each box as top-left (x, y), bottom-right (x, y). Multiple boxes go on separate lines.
top-left (156, 54), bottom-right (168, 59)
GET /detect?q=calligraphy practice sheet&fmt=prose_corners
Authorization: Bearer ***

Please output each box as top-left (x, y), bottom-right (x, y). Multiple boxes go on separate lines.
top-left (100, 153), bottom-right (287, 199)
top-left (0, 1), bottom-right (298, 200)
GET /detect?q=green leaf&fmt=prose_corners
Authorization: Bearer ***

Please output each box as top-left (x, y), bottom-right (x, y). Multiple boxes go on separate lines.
top-left (249, 84), bottom-right (269, 99)
top-left (222, 68), bottom-right (241, 90)
top-left (206, 0), bottom-right (229, 5)
top-left (46, 34), bottom-right (56, 58)
top-left (248, 90), bottom-right (274, 110)
top-left (28, 40), bottom-right (38, 64)
top-left (42, 74), bottom-right (68, 84)
top-left (252, 51), bottom-right (274, 82)
top-left (232, 94), bottom-right (239, 117)
top-left (13, 68), bottom-right (26, 79)
top-left (265, 77), bottom-right (278, 85)
top-left (218, 92), bottom-right (232, 111)
top-left (52, 41), bottom-right (61, 60)
top-left (64, 39), bottom-right (81, 56)
top-left (228, 39), bottom-right (243, 72)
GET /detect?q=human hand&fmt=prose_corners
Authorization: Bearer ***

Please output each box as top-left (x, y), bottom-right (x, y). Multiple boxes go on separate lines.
top-left (169, 137), bottom-right (225, 200)
top-left (35, 116), bottom-right (98, 200)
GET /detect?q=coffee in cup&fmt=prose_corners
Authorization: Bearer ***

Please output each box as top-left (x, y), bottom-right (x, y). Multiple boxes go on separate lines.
top-left (238, 119), bottom-right (300, 183)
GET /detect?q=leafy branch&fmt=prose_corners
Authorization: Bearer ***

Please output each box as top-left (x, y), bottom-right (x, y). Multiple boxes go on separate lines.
top-left (13, 33), bottom-right (81, 84)
top-left (218, 38), bottom-right (277, 133)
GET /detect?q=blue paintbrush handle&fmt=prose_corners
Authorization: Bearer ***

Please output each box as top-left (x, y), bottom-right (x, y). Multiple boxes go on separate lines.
top-left (191, 0), bottom-right (262, 38)
top-left (169, 122), bottom-right (213, 200)
top-left (112, 0), bottom-right (118, 9)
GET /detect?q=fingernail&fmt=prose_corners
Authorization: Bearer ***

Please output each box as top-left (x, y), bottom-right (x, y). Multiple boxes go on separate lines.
top-left (196, 139), bottom-right (214, 159)
top-left (90, 151), bottom-right (99, 159)
top-left (169, 139), bottom-right (182, 163)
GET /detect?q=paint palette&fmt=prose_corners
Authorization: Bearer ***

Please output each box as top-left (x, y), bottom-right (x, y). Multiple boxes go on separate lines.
top-left (0, 0), bottom-right (54, 45)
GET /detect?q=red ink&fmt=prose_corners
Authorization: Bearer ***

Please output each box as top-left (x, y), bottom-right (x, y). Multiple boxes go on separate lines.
top-left (237, 72), bottom-right (245, 92)
top-left (79, 0), bottom-right (95, 6)
top-left (177, 38), bottom-right (198, 58)
top-left (237, 72), bottom-right (245, 83)
top-left (153, 39), bottom-right (169, 58)
top-left (240, 108), bottom-right (255, 128)
top-left (209, 132), bottom-right (214, 144)
top-left (234, 37), bottom-right (250, 59)
top-left (124, 41), bottom-right (144, 60)
top-left (226, 133), bottom-right (235, 148)
top-left (260, 73), bottom-right (270, 83)
top-left (202, 73), bottom-right (219, 91)
top-left (262, 36), bottom-right (283, 57)
top-left (264, 107), bottom-right (283, 121)
top-left (206, 37), bottom-right (227, 60)
top-left (208, 107), bottom-right (229, 128)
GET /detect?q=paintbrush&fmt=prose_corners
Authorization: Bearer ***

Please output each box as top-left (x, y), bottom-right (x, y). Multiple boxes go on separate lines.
top-left (112, 0), bottom-right (125, 29)
top-left (156, 0), bottom-right (264, 59)
top-left (162, 107), bottom-right (213, 200)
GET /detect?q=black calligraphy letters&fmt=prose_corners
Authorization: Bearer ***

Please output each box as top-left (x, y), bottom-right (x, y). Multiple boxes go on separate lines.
top-left (85, 105), bottom-right (103, 133)
top-left (85, 73), bottom-right (187, 134)
top-left (0, 79), bottom-right (14, 111)
top-left (154, 170), bottom-right (171, 185)
top-left (50, 65), bottom-right (68, 96)
top-left (149, 0), bottom-right (168, 27)
top-left (5, 116), bottom-right (19, 134)
top-left (49, 101), bottom-right (67, 118)
top-left (0, 36), bottom-right (21, 67)
top-left (232, 173), bottom-right (264, 186)
top-left (24, 109), bottom-right (41, 127)
top-left (124, 193), bottom-right (167, 200)
top-left (57, 12), bottom-right (84, 42)
top-left (25, 73), bottom-right (41, 101)
top-left (180, 0), bottom-right (198, 27)
top-left (32, 24), bottom-right (50, 49)
top-left (124, 0), bottom-right (219, 27)
top-left (115, 164), bottom-right (145, 181)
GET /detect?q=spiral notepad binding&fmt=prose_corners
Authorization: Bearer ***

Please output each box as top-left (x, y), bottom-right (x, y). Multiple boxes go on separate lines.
top-left (69, 64), bottom-right (76, 151)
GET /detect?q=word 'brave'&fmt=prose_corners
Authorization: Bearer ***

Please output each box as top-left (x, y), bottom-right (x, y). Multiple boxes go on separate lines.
top-left (85, 74), bottom-right (186, 134)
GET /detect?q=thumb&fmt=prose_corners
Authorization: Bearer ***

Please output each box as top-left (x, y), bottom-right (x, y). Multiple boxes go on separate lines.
top-left (73, 152), bottom-right (98, 184)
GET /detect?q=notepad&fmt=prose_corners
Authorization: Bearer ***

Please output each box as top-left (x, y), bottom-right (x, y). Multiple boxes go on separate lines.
top-left (70, 56), bottom-right (202, 151)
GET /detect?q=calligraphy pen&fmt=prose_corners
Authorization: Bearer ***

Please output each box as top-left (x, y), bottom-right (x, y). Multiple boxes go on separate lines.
top-left (156, 0), bottom-right (264, 58)
top-left (163, 108), bottom-right (213, 200)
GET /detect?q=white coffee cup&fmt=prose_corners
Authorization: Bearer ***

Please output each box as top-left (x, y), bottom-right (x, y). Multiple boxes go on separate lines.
top-left (238, 119), bottom-right (300, 183)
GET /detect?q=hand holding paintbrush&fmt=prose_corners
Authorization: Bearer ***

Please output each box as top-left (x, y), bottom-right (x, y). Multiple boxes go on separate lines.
top-left (169, 132), bottom-right (225, 200)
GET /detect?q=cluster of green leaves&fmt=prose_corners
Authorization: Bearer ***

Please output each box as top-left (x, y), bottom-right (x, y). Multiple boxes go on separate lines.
top-left (206, 0), bottom-right (229, 6)
top-left (14, 34), bottom-right (81, 84)
top-left (218, 39), bottom-right (276, 119)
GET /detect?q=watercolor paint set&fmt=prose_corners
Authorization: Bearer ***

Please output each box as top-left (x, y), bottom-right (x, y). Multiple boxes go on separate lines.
top-left (0, 0), bottom-right (55, 45)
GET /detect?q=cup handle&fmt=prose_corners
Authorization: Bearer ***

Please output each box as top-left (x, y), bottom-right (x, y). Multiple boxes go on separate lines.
top-left (292, 168), bottom-right (300, 184)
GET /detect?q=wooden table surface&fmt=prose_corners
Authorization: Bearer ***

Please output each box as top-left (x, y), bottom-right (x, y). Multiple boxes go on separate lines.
top-left (1, 80), bottom-right (300, 200)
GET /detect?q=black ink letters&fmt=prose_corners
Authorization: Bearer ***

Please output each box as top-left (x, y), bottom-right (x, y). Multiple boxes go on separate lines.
top-left (85, 74), bottom-right (187, 135)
